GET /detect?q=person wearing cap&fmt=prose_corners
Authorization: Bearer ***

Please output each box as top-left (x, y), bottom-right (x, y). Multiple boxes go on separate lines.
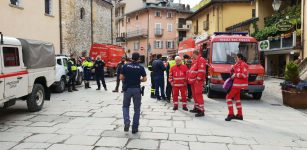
top-left (113, 56), bottom-right (126, 92)
top-left (82, 57), bottom-right (93, 89)
top-left (169, 56), bottom-right (189, 111)
top-left (93, 56), bottom-right (107, 91)
top-left (120, 52), bottom-right (147, 134)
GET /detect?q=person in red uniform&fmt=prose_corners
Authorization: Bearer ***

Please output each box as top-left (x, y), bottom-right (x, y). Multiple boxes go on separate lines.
top-left (225, 53), bottom-right (248, 121)
top-left (188, 50), bottom-right (207, 117)
top-left (169, 56), bottom-right (189, 111)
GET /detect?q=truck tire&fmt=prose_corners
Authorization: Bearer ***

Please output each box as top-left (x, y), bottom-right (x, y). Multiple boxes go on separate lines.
top-left (55, 77), bottom-right (66, 93)
top-left (27, 84), bottom-right (45, 112)
top-left (207, 82), bottom-right (216, 98)
top-left (253, 92), bottom-right (262, 100)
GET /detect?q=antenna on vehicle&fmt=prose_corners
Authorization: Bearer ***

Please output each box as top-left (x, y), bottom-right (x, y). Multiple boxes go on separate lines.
top-left (0, 32), bottom-right (3, 44)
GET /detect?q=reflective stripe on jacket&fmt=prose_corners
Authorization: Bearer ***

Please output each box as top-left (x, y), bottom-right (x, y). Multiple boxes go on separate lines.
top-left (232, 60), bottom-right (248, 89)
top-left (188, 56), bottom-right (206, 84)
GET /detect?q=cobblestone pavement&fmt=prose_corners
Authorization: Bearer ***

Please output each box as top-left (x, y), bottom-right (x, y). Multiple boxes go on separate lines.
top-left (1, 77), bottom-right (307, 150)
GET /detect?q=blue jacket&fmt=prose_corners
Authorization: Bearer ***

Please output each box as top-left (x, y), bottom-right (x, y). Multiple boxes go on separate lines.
top-left (152, 59), bottom-right (166, 77)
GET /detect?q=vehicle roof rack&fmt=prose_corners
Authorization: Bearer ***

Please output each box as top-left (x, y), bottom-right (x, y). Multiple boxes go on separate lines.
top-left (0, 32), bottom-right (3, 44)
top-left (213, 32), bottom-right (248, 36)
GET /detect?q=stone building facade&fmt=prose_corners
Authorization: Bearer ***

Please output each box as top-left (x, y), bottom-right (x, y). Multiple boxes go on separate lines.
top-left (60, 0), bottom-right (113, 55)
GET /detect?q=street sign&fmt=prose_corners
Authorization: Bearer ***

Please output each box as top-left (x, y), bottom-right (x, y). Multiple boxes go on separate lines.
top-left (259, 40), bottom-right (270, 51)
top-left (276, 20), bottom-right (293, 32)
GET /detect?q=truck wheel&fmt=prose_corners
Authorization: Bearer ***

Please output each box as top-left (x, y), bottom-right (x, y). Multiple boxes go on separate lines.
top-left (253, 92), bottom-right (262, 100)
top-left (55, 77), bottom-right (66, 93)
top-left (27, 84), bottom-right (45, 112)
top-left (207, 83), bottom-right (216, 98)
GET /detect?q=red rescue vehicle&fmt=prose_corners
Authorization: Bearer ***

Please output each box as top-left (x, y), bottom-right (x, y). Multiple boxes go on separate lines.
top-left (178, 32), bottom-right (265, 100)
top-left (178, 38), bottom-right (196, 57)
top-left (89, 43), bottom-right (125, 77)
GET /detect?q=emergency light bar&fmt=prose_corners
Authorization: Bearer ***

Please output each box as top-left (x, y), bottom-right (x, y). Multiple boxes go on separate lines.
top-left (213, 32), bottom-right (248, 36)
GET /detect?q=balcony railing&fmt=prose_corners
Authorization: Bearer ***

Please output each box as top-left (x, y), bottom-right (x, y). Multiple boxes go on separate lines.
top-left (116, 37), bottom-right (126, 43)
top-left (126, 29), bottom-right (148, 40)
top-left (178, 24), bottom-right (191, 31)
top-left (154, 28), bottom-right (164, 36)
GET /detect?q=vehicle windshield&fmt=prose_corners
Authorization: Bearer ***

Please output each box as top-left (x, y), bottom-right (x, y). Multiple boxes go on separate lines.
top-left (212, 42), bottom-right (259, 64)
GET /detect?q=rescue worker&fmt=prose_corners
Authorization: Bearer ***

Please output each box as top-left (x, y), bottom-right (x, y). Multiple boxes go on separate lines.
top-left (188, 50), bottom-right (206, 117)
top-left (183, 54), bottom-right (193, 101)
top-left (120, 52), bottom-right (147, 134)
top-left (82, 57), bottom-right (93, 89)
top-left (113, 56), bottom-right (126, 92)
top-left (166, 55), bottom-right (176, 102)
top-left (93, 56), bottom-right (107, 91)
top-left (152, 54), bottom-right (166, 100)
top-left (148, 54), bottom-right (157, 98)
top-left (67, 57), bottom-right (78, 92)
top-left (169, 56), bottom-right (189, 111)
top-left (225, 53), bottom-right (248, 121)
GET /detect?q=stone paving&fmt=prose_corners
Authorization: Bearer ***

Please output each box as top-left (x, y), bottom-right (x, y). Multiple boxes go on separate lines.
top-left (0, 77), bottom-right (307, 150)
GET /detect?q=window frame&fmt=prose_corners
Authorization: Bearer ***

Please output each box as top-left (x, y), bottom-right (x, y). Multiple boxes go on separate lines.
top-left (1, 46), bottom-right (21, 69)
top-left (10, 0), bottom-right (21, 6)
top-left (134, 41), bottom-right (140, 50)
top-left (155, 11), bottom-right (161, 17)
top-left (167, 23), bottom-right (173, 32)
top-left (166, 41), bottom-right (174, 49)
top-left (45, 0), bottom-right (53, 15)
top-left (167, 12), bottom-right (173, 18)
top-left (154, 40), bottom-right (163, 49)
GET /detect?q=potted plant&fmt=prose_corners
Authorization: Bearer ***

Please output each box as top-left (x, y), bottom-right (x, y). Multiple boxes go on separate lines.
top-left (281, 62), bottom-right (307, 109)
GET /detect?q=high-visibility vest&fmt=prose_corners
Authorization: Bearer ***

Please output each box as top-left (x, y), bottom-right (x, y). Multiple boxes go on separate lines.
top-left (168, 60), bottom-right (176, 69)
top-left (69, 60), bottom-right (77, 71)
top-left (82, 61), bottom-right (93, 68)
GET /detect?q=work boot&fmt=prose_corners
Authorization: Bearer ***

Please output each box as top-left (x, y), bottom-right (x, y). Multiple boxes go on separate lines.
top-left (132, 126), bottom-right (138, 134)
top-left (124, 124), bottom-right (130, 132)
top-left (157, 97), bottom-right (162, 101)
top-left (189, 108), bottom-right (198, 113)
top-left (112, 89), bottom-right (119, 92)
top-left (104, 87), bottom-right (107, 91)
top-left (73, 88), bottom-right (78, 91)
top-left (225, 115), bottom-right (235, 121)
top-left (183, 107), bottom-right (188, 111)
top-left (235, 114), bottom-right (243, 120)
top-left (88, 83), bottom-right (91, 88)
top-left (85, 83), bottom-right (88, 89)
top-left (68, 87), bottom-right (73, 92)
top-left (195, 112), bottom-right (205, 117)
top-left (173, 107), bottom-right (178, 110)
top-left (150, 95), bottom-right (157, 99)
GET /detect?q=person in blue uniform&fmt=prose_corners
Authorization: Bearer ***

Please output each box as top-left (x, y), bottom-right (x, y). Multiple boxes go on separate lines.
top-left (82, 57), bottom-right (93, 89)
top-left (113, 57), bottom-right (126, 92)
top-left (67, 58), bottom-right (78, 92)
top-left (120, 52), bottom-right (147, 134)
top-left (152, 54), bottom-right (166, 100)
top-left (93, 56), bottom-right (107, 91)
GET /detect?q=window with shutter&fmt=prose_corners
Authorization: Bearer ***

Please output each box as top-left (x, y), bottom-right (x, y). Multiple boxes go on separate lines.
top-left (45, 0), bottom-right (52, 15)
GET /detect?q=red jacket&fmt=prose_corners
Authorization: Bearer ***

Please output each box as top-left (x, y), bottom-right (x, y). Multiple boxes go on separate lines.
top-left (169, 64), bottom-right (189, 87)
top-left (232, 60), bottom-right (248, 89)
top-left (188, 56), bottom-right (207, 84)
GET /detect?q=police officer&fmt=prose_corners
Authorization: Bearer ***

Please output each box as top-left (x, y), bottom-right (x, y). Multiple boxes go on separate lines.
top-left (148, 54), bottom-right (156, 98)
top-left (120, 52), bottom-right (147, 134)
top-left (166, 55), bottom-right (176, 102)
top-left (82, 57), bottom-right (93, 89)
top-left (67, 57), bottom-right (78, 92)
top-left (152, 54), bottom-right (166, 100)
top-left (93, 56), bottom-right (107, 91)
top-left (113, 56), bottom-right (126, 92)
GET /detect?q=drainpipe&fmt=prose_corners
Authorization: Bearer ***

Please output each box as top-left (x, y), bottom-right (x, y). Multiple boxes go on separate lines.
top-left (111, 4), bottom-right (114, 44)
top-left (302, 0), bottom-right (305, 58)
top-left (59, 0), bottom-right (63, 54)
top-left (91, 0), bottom-right (94, 44)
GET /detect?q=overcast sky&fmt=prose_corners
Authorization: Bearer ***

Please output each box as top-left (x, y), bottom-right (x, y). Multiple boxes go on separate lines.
top-left (173, 0), bottom-right (202, 7)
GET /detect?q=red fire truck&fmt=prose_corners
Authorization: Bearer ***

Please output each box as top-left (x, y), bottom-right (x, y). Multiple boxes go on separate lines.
top-left (89, 43), bottom-right (125, 77)
top-left (178, 32), bottom-right (265, 99)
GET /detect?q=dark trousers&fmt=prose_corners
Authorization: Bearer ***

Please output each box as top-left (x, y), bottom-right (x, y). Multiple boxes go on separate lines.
top-left (187, 84), bottom-right (192, 99)
top-left (68, 72), bottom-right (76, 88)
top-left (150, 72), bottom-right (155, 97)
top-left (84, 69), bottom-right (91, 81)
top-left (166, 80), bottom-right (172, 100)
top-left (123, 88), bottom-right (141, 127)
top-left (96, 73), bottom-right (107, 89)
top-left (115, 75), bottom-right (121, 91)
top-left (154, 75), bottom-right (166, 99)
